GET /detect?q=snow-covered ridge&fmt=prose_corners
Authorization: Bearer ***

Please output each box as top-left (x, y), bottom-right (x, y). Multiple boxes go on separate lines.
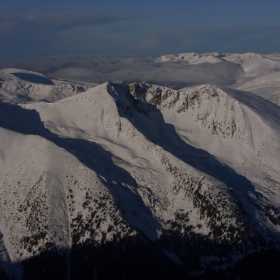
top-left (23, 80), bottom-right (280, 188)
top-left (156, 51), bottom-right (280, 108)
top-left (25, 79), bottom-right (280, 200)
top-left (107, 82), bottom-right (280, 183)
top-left (0, 68), bottom-right (95, 104)
top-left (156, 52), bottom-right (224, 64)
top-left (223, 52), bottom-right (263, 63)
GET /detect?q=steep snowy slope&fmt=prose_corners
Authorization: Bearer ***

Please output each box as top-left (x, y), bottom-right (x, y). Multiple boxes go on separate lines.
top-left (161, 84), bottom-right (280, 184)
top-left (0, 69), bottom-right (95, 104)
top-left (115, 82), bottom-right (280, 227)
top-left (0, 102), bottom-right (147, 278)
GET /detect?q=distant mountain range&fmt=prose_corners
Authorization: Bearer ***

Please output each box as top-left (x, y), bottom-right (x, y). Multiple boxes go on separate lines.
top-left (156, 52), bottom-right (263, 64)
top-left (0, 53), bottom-right (280, 279)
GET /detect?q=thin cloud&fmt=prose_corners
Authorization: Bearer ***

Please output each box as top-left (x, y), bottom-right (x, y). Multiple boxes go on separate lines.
top-left (0, 55), bottom-right (244, 88)
top-left (0, 11), bottom-right (131, 34)
top-left (0, 11), bottom-right (137, 58)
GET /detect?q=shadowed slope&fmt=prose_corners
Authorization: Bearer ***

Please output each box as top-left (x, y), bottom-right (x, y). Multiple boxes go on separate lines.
top-left (10, 73), bottom-right (54, 85)
top-left (0, 101), bottom-right (161, 240)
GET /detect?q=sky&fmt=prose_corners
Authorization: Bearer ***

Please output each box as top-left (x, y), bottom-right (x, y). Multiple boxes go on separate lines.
top-left (1, 0), bottom-right (280, 59)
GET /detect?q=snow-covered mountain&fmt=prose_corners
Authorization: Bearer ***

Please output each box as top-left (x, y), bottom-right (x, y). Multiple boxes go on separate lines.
top-left (156, 52), bottom-right (224, 64)
top-left (0, 69), bottom-right (95, 104)
top-left (0, 55), bottom-right (280, 279)
top-left (157, 52), bottom-right (280, 107)
top-left (156, 52), bottom-right (263, 64)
